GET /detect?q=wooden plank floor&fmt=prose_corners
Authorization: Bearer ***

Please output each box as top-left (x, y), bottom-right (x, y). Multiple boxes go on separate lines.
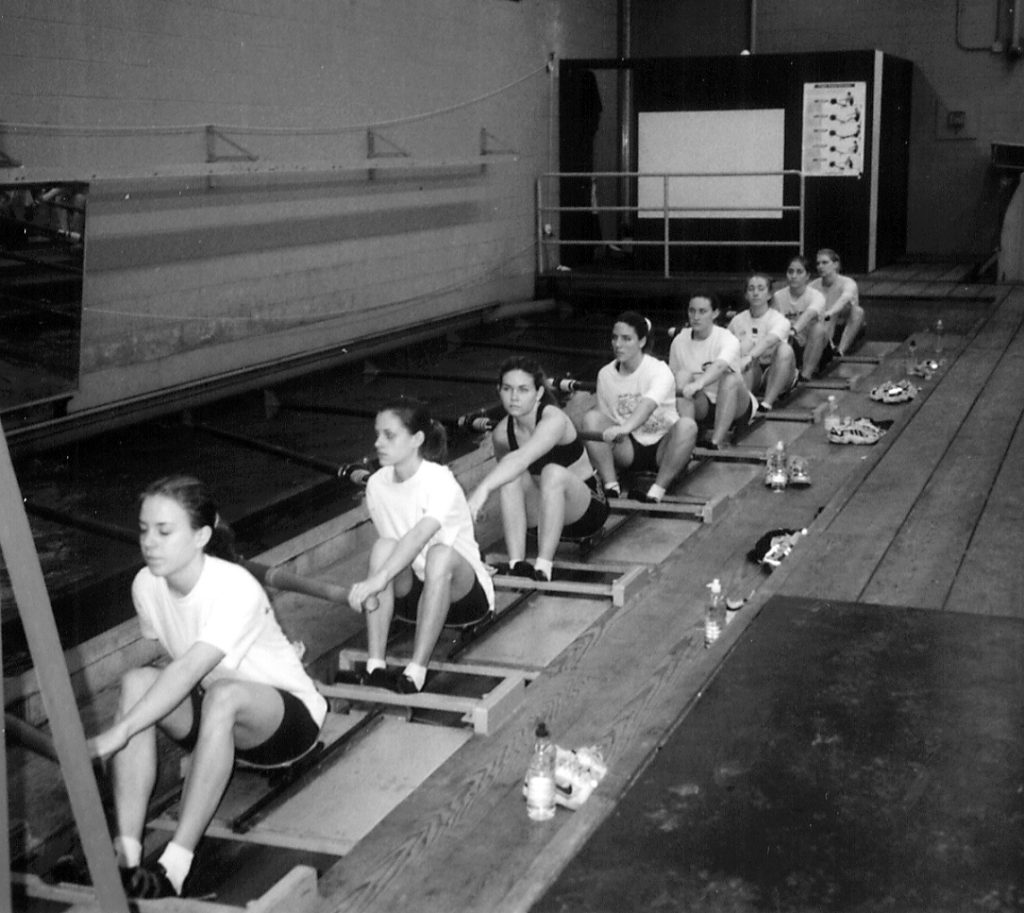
top-left (312, 276), bottom-right (1023, 913)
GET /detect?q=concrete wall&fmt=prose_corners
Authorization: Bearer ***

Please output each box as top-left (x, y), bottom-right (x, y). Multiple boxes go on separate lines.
top-left (629, 0), bottom-right (1024, 262)
top-left (0, 0), bottom-right (618, 410)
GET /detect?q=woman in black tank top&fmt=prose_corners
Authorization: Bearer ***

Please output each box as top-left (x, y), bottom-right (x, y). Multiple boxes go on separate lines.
top-left (467, 357), bottom-right (608, 582)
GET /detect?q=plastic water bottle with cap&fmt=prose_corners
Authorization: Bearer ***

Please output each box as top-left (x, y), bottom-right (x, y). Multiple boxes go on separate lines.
top-left (823, 395), bottom-right (840, 434)
top-left (765, 440), bottom-right (787, 491)
top-left (704, 578), bottom-right (725, 647)
top-left (525, 722), bottom-right (556, 821)
top-left (934, 319), bottom-right (944, 355)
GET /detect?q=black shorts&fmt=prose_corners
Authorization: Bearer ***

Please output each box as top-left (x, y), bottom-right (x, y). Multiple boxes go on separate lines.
top-left (698, 393), bottom-right (754, 430)
top-left (561, 475), bottom-right (610, 540)
top-left (180, 686), bottom-right (320, 768)
top-left (394, 571), bottom-right (491, 627)
top-left (627, 434), bottom-right (662, 474)
top-left (792, 337), bottom-right (836, 374)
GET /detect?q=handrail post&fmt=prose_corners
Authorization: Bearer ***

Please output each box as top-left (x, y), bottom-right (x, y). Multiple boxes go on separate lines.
top-left (536, 177), bottom-right (545, 275)
top-left (663, 174), bottom-right (670, 278)
top-left (799, 170), bottom-right (805, 256)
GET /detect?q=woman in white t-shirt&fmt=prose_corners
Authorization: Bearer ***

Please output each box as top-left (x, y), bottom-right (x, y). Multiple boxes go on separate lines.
top-left (581, 310), bottom-right (697, 504)
top-left (669, 292), bottom-right (757, 449)
top-left (727, 271), bottom-right (797, 412)
top-left (772, 255), bottom-right (833, 381)
top-left (347, 398), bottom-right (494, 694)
top-left (88, 476), bottom-right (327, 899)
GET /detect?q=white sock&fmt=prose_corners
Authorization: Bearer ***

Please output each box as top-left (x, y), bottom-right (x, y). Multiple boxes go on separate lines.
top-left (365, 657), bottom-right (386, 674)
top-left (533, 558), bottom-right (553, 581)
top-left (604, 480), bottom-right (620, 495)
top-left (647, 484), bottom-right (666, 502)
top-left (403, 662), bottom-right (427, 691)
top-left (157, 842), bottom-right (193, 895)
top-left (113, 835), bottom-right (142, 869)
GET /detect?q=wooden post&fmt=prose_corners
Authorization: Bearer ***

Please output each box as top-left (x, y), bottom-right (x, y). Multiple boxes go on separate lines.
top-left (0, 417), bottom-right (130, 913)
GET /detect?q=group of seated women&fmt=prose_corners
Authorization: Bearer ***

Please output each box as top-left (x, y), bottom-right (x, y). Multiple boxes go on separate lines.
top-left (88, 249), bottom-right (862, 898)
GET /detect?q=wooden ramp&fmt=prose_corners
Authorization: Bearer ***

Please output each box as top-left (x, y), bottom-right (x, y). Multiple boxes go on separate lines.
top-left (313, 281), bottom-right (1018, 913)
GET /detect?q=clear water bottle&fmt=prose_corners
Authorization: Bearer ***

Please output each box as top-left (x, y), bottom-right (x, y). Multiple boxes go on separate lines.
top-left (934, 319), bottom-right (944, 355)
top-left (525, 722), bottom-right (556, 821)
top-left (906, 337), bottom-right (918, 376)
top-left (704, 578), bottom-right (725, 647)
top-left (765, 440), bottom-right (787, 491)
top-left (823, 395), bottom-right (840, 433)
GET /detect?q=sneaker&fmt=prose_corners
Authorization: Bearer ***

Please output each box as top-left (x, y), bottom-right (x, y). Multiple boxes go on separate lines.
top-left (828, 417), bottom-right (892, 445)
top-left (627, 488), bottom-right (660, 504)
top-left (787, 455), bottom-right (811, 487)
top-left (509, 560), bottom-right (538, 579)
top-left (553, 746), bottom-right (606, 810)
top-left (869, 380), bottom-right (918, 404)
top-left (393, 673), bottom-right (422, 694)
top-left (125, 863), bottom-right (179, 899)
top-left (361, 667), bottom-right (393, 689)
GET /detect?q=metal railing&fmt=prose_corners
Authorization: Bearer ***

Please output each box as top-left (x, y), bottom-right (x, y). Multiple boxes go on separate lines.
top-left (536, 169), bottom-right (806, 277)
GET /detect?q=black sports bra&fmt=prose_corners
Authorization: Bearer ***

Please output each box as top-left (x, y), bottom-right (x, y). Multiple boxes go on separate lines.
top-left (506, 403), bottom-right (585, 477)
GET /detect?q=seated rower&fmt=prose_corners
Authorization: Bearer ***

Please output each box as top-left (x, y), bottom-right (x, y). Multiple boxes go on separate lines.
top-left (810, 247), bottom-right (866, 357)
top-left (772, 254), bottom-right (833, 381)
top-left (581, 310), bottom-right (697, 504)
top-left (669, 292), bottom-right (757, 449)
top-left (467, 357), bottom-right (610, 582)
top-left (88, 476), bottom-right (327, 899)
top-left (346, 399), bottom-right (495, 694)
top-left (727, 271), bottom-right (797, 413)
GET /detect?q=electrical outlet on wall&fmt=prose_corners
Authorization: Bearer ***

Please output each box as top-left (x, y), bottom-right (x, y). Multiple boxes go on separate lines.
top-left (935, 99), bottom-right (977, 140)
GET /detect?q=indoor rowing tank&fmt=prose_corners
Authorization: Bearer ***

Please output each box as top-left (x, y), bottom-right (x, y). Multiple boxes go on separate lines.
top-left (4, 274), bottom-right (1006, 912)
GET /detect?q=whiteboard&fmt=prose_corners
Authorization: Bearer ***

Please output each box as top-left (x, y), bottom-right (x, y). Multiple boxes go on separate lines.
top-left (637, 109), bottom-right (786, 219)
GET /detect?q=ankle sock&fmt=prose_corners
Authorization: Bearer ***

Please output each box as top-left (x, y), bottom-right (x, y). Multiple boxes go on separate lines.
top-left (113, 835), bottom-right (142, 869)
top-left (365, 657), bottom-right (386, 674)
top-left (157, 842), bottom-right (193, 896)
top-left (604, 481), bottom-right (621, 496)
top-left (646, 484), bottom-right (666, 502)
top-left (533, 558), bottom-right (553, 581)
top-left (403, 662), bottom-right (427, 691)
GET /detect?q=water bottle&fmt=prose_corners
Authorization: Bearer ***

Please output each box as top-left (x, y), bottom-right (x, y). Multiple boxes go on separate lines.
top-left (766, 440), bottom-right (787, 492)
top-left (934, 319), bottom-right (944, 355)
top-left (906, 337), bottom-right (918, 376)
top-left (525, 722), bottom-right (556, 821)
top-left (704, 578), bottom-right (725, 647)
top-left (823, 395), bottom-right (840, 433)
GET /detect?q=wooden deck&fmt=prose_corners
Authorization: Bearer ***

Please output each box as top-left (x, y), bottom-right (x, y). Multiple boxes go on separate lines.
top-left (313, 268), bottom-right (1024, 913)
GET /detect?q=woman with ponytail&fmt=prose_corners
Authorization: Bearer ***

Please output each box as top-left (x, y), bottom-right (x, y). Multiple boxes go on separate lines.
top-left (88, 475), bottom-right (327, 899)
top-left (347, 398), bottom-right (494, 694)
top-left (582, 311), bottom-right (698, 503)
top-left (467, 356), bottom-right (609, 582)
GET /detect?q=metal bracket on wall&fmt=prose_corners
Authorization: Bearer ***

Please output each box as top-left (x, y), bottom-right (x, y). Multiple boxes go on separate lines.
top-left (480, 128), bottom-right (517, 157)
top-left (205, 126), bottom-right (259, 163)
top-left (367, 130), bottom-right (410, 159)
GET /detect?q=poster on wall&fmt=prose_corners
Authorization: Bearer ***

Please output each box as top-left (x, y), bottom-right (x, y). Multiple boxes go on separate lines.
top-left (802, 81), bottom-right (866, 177)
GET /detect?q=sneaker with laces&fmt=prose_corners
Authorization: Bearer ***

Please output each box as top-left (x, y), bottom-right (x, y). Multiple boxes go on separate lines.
top-left (125, 863), bottom-right (179, 899)
top-left (869, 379), bottom-right (918, 404)
top-left (828, 417), bottom-right (892, 445)
top-left (786, 455), bottom-right (811, 487)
